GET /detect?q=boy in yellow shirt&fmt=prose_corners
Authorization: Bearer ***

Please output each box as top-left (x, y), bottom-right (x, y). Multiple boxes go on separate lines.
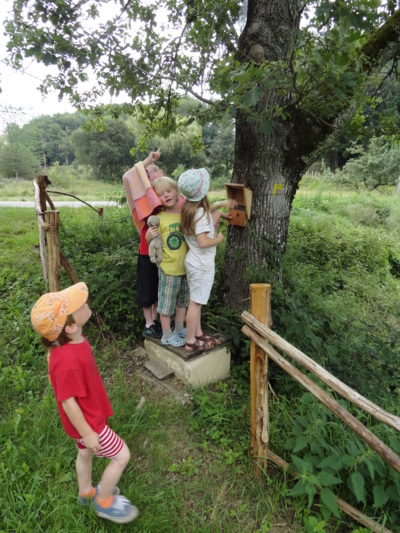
top-left (146, 177), bottom-right (189, 347)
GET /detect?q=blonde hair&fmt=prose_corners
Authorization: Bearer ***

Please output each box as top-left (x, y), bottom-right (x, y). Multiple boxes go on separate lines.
top-left (180, 196), bottom-right (211, 236)
top-left (153, 176), bottom-right (179, 196)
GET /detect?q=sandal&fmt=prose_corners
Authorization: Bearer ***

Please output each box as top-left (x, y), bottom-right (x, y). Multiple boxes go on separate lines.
top-left (185, 340), bottom-right (212, 353)
top-left (195, 334), bottom-right (222, 346)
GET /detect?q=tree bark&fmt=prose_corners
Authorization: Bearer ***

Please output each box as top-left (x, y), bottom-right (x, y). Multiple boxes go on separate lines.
top-left (222, 0), bottom-right (304, 308)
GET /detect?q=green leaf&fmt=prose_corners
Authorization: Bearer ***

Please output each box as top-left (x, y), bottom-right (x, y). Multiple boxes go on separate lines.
top-left (317, 471), bottom-right (342, 487)
top-left (389, 436), bottom-right (400, 454)
top-left (59, 472), bottom-right (74, 482)
top-left (320, 488), bottom-right (340, 518)
top-left (364, 457), bottom-right (375, 481)
top-left (373, 485), bottom-right (388, 508)
top-left (291, 455), bottom-right (313, 474)
top-left (261, 119), bottom-right (273, 135)
top-left (340, 454), bottom-right (356, 468)
top-left (241, 86), bottom-right (263, 107)
top-left (306, 483), bottom-right (317, 508)
top-left (293, 435), bottom-right (308, 453)
top-left (318, 454), bottom-right (340, 470)
top-left (350, 472), bottom-right (365, 503)
top-left (288, 479), bottom-right (307, 496)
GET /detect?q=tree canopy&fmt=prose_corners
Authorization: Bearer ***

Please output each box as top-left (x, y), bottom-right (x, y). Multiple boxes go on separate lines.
top-left (5, 1), bottom-right (400, 139)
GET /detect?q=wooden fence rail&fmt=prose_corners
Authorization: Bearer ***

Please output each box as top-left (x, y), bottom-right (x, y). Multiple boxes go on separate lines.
top-left (242, 283), bottom-right (398, 533)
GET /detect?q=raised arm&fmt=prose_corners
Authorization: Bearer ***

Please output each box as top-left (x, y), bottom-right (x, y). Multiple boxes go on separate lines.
top-left (142, 147), bottom-right (162, 168)
top-left (210, 198), bottom-right (237, 212)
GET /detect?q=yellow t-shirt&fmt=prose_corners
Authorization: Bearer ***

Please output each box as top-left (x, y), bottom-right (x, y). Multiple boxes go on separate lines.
top-left (158, 211), bottom-right (188, 276)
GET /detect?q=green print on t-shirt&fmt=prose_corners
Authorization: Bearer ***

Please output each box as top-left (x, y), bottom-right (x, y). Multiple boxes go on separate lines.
top-left (166, 222), bottom-right (183, 250)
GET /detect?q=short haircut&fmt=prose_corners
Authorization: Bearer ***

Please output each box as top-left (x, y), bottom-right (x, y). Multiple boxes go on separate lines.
top-left (153, 176), bottom-right (179, 195)
top-left (40, 314), bottom-right (76, 350)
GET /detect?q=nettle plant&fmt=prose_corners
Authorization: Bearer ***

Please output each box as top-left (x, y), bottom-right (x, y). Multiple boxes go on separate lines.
top-left (280, 393), bottom-right (400, 526)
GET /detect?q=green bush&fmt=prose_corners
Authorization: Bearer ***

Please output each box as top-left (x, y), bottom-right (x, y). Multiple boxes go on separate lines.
top-left (59, 207), bottom-right (143, 339)
top-left (269, 392), bottom-right (400, 529)
top-left (274, 211), bottom-right (400, 399)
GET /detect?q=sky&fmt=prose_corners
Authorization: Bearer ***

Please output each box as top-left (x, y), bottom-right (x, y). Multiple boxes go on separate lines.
top-left (0, 0), bottom-right (131, 132)
top-left (0, 0), bottom-right (242, 133)
top-left (0, 2), bottom-right (75, 130)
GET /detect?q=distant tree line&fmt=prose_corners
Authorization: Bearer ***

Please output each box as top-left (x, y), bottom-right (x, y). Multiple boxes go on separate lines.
top-left (2, 93), bottom-right (399, 191)
top-left (0, 100), bottom-right (235, 183)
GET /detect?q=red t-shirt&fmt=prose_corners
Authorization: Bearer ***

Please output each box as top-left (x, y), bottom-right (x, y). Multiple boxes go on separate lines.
top-left (49, 337), bottom-right (113, 439)
top-left (138, 207), bottom-right (162, 256)
top-left (139, 223), bottom-right (150, 255)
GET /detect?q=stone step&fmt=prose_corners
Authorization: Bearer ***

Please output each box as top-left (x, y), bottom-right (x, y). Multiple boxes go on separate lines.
top-left (144, 337), bottom-right (231, 388)
top-left (144, 357), bottom-right (174, 380)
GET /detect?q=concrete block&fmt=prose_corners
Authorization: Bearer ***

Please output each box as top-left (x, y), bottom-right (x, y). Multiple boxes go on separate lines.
top-left (144, 338), bottom-right (231, 388)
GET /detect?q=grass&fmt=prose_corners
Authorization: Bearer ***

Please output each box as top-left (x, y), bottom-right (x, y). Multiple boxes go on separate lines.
top-left (1, 172), bottom-right (399, 532)
top-left (0, 206), bottom-right (300, 532)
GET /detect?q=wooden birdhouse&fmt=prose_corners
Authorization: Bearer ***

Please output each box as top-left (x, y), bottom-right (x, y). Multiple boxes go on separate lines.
top-left (225, 184), bottom-right (253, 227)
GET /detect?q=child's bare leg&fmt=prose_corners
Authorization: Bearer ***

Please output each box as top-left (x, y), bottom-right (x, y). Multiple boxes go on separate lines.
top-left (186, 300), bottom-right (202, 344)
top-left (143, 306), bottom-right (154, 326)
top-left (97, 443), bottom-right (130, 499)
top-left (175, 306), bottom-right (186, 326)
top-left (76, 447), bottom-right (94, 495)
top-left (151, 302), bottom-right (158, 322)
top-left (160, 314), bottom-right (171, 333)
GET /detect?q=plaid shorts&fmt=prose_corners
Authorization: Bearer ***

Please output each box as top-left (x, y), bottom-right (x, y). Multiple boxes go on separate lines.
top-left (157, 268), bottom-right (189, 316)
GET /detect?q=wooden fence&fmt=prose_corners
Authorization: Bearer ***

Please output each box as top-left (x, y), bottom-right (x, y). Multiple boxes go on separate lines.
top-left (243, 283), bottom-right (400, 533)
top-left (33, 174), bottom-right (102, 290)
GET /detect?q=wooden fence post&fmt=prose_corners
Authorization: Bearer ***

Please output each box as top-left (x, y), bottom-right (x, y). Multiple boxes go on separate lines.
top-left (250, 283), bottom-right (272, 476)
top-left (44, 210), bottom-right (61, 292)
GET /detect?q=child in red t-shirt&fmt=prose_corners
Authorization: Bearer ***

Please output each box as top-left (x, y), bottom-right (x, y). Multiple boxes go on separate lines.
top-left (123, 149), bottom-right (165, 339)
top-left (31, 282), bottom-right (138, 524)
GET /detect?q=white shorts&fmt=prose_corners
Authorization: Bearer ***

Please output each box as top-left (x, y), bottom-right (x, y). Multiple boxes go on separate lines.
top-left (185, 260), bottom-right (215, 305)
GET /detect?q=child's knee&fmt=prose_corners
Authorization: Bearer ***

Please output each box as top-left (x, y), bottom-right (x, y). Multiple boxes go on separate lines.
top-left (77, 447), bottom-right (93, 462)
top-left (113, 443), bottom-right (130, 468)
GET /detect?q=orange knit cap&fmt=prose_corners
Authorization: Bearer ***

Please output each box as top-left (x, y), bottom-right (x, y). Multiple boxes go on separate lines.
top-left (31, 282), bottom-right (89, 341)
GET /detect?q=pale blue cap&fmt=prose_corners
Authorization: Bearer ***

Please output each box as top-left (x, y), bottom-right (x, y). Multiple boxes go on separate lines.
top-left (178, 168), bottom-right (210, 202)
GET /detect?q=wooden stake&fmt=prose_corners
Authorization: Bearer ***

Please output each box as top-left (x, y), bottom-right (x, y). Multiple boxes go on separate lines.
top-left (44, 210), bottom-right (61, 292)
top-left (241, 311), bottom-right (400, 433)
top-left (33, 180), bottom-right (48, 281)
top-left (36, 175), bottom-right (50, 213)
top-left (249, 283), bottom-right (271, 476)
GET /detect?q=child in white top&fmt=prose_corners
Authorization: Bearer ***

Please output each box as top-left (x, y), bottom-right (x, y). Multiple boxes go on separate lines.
top-left (178, 168), bottom-right (229, 353)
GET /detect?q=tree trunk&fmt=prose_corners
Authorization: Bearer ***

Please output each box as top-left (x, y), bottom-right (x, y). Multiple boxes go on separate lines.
top-left (222, 0), bottom-right (306, 309)
top-left (222, 115), bottom-right (304, 308)
top-left (221, 2), bottom-right (400, 309)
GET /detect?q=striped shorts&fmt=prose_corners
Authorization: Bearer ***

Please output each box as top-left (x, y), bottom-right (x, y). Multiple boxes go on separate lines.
top-left (76, 425), bottom-right (124, 458)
